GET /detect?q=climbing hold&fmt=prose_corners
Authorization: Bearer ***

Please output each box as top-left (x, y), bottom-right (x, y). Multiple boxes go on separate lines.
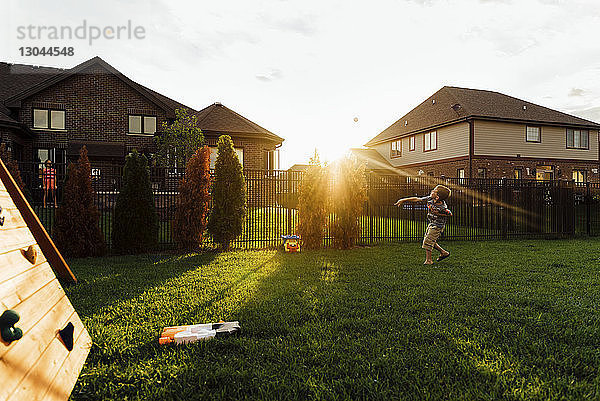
top-left (0, 204), bottom-right (4, 226)
top-left (22, 245), bottom-right (37, 264)
top-left (58, 322), bottom-right (74, 351)
top-left (0, 310), bottom-right (23, 344)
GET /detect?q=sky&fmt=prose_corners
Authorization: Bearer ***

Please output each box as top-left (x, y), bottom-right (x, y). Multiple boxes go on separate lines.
top-left (2, 0), bottom-right (600, 168)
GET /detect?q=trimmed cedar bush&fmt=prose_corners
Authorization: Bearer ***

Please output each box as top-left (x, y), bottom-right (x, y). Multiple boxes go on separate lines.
top-left (0, 143), bottom-right (26, 192)
top-left (54, 146), bottom-right (106, 257)
top-left (112, 150), bottom-right (158, 253)
top-left (330, 155), bottom-right (367, 249)
top-left (173, 146), bottom-right (211, 250)
top-left (297, 153), bottom-right (329, 249)
top-left (208, 135), bottom-right (246, 250)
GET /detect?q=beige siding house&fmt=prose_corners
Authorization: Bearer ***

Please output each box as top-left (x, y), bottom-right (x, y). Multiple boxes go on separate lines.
top-left (364, 86), bottom-right (600, 182)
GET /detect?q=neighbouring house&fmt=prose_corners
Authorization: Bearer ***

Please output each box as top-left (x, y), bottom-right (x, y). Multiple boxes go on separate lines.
top-left (0, 56), bottom-right (283, 173)
top-left (349, 148), bottom-right (395, 174)
top-left (194, 102), bottom-right (283, 171)
top-left (287, 163), bottom-right (309, 172)
top-left (365, 86), bottom-right (600, 182)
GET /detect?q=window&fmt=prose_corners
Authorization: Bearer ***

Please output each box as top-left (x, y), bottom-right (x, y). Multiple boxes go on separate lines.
top-left (209, 146), bottom-right (244, 169)
top-left (264, 149), bottom-right (279, 171)
top-left (143, 116), bottom-right (157, 134)
top-left (477, 168), bottom-right (487, 178)
top-left (390, 139), bottom-right (402, 158)
top-left (128, 115), bottom-right (157, 135)
top-left (50, 110), bottom-right (65, 130)
top-left (409, 135), bottom-right (415, 151)
top-left (427, 171), bottom-right (434, 177)
top-left (526, 126), bottom-right (541, 142)
top-left (573, 169), bottom-right (587, 183)
top-left (514, 168), bottom-right (523, 180)
top-left (424, 131), bottom-right (437, 151)
top-left (566, 129), bottom-right (589, 149)
top-left (33, 108), bottom-right (65, 130)
top-left (457, 168), bottom-right (465, 179)
top-left (128, 116), bottom-right (142, 133)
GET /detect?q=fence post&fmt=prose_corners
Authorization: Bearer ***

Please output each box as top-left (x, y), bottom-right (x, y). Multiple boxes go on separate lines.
top-left (287, 172), bottom-right (293, 235)
top-left (501, 182), bottom-right (508, 240)
top-left (587, 182), bottom-right (591, 236)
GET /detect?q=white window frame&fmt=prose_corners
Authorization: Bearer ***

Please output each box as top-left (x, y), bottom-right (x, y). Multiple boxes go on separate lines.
top-left (409, 135), bottom-right (415, 151)
top-left (390, 139), bottom-right (402, 158)
top-left (424, 131), bottom-right (437, 152)
top-left (209, 146), bottom-right (244, 169)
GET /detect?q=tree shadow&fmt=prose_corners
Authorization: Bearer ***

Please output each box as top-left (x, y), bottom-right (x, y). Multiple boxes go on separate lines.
top-left (65, 251), bottom-right (218, 318)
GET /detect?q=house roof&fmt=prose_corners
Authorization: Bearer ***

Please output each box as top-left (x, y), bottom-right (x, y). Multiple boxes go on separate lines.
top-left (194, 102), bottom-right (284, 144)
top-left (0, 62), bottom-right (64, 125)
top-left (366, 86), bottom-right (600, 146)
top-left (287, 163), bottom-right (309, 171)
top-left (349, 148), bottom-right (395, 171)
top-left (1, 57), bottom-right (193, 118)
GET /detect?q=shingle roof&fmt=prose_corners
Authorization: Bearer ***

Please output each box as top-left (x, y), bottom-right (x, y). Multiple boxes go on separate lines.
top-left (349, 148), bottom-right (394, 171)
top-left (366, 86), bottom-right (600, 146)
top-left (194, 103), bottom-right (284, 143)
top-left (1, 57), bottom-right (193, 118)
top-left (0, 62), bottom-right (64, 125)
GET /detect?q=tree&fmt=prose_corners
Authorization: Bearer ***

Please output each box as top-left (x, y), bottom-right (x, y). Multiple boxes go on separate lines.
top-left (173, 146), bottom-right (212, 250)
top-left (53, 146), bottom-right (106, 257)
top-left (330, 155), bottom-right (367, 249)
top-left (154, 108), bottom-right (204, 168)
top-left (112, 150), bottom-right (158, 253)
top-left (297, 151), bottom-right (329, 249)
top-left (0, 143), bottom-right (26, 192)
top-left (208, 135), bottom-right (246, 250)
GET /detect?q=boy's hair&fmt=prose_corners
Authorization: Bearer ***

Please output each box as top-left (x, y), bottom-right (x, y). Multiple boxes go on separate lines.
top-left (433, 185), bottom-right (451, 201)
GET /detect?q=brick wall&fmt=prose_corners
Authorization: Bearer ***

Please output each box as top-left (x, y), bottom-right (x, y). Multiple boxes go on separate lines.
top-left (204, 134), bottom-right (277, 170)
top-left (19, 63), bottom-right (169, 161)
top-left (392, 156), bottom-right (600, 182)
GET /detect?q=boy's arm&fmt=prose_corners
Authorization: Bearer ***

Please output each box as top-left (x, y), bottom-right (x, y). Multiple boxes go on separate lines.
top-left (394, 196), bottom-right (425, 206)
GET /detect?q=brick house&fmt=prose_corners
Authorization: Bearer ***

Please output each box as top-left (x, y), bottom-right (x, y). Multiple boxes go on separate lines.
top-left (194, 102), bottom-right (283, 171)
top-left (0, 56), bottom-right (283, 172)
top-left (364, 86), bottom-right (600, 182)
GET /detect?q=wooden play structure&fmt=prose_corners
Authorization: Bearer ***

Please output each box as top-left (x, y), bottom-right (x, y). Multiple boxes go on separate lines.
top-left (0, 158), bottom-right (91, 401)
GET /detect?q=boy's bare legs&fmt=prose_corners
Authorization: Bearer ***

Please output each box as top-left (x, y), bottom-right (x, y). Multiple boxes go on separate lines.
top-left (424, 249), bottom-right (434, 264)
top-left (434, 243), bottom-right (449, 257)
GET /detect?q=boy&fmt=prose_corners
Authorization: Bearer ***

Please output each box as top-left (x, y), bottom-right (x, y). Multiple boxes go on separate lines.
top-left (394, 185), bottom-right (452, 265)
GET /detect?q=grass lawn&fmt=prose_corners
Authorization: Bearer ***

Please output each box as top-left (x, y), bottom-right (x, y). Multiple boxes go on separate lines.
top-left (65, 238), bottom-right (600, 400)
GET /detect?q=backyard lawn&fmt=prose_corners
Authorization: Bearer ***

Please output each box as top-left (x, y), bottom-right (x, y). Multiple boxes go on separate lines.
top-left (65, 239), bottom-right (600, 400)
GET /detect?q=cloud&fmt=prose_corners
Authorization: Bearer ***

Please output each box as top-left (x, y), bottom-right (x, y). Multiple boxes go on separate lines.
top-left (569, 88), bottom-right (585, 97)
top-left (568, 106), bottom-right (600, 123)
top-left (260, 14), bottom-right (317, 35)
top-left (255, 69), bottom-right (283, 82)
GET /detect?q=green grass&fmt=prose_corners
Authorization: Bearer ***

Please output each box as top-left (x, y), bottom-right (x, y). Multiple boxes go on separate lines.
top-left (65, 238), bottom-right (600, 400)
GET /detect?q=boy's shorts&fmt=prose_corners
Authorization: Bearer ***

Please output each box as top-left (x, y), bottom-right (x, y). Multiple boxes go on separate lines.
top-left (422, 223), bottom-right (444, 251)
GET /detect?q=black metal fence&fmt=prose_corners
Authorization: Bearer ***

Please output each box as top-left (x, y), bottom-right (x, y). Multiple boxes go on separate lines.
top-left (16, 161), bottom-right (600, 251)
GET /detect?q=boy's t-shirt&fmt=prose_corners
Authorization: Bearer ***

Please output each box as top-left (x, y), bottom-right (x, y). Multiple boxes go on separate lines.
top-left (419, 196), bottom-right (451, 228)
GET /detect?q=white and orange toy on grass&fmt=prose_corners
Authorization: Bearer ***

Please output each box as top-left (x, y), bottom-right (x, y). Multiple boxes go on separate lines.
top-left (159, 321), bottom-right (241, 345)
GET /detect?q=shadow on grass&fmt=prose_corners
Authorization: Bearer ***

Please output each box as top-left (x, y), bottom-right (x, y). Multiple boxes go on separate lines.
top-left (65, 252), bottom-right (218, 318)
top-left (71, 240), bottom-right (600, 400)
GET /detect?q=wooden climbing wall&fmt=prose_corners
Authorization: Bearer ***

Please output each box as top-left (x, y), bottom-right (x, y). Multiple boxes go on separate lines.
top-left (0, 160), bottom-right (92, 401)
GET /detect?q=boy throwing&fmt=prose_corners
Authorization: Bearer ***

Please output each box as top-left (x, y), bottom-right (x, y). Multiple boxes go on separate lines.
top-left (395, 185), bottom-right (452, 265)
